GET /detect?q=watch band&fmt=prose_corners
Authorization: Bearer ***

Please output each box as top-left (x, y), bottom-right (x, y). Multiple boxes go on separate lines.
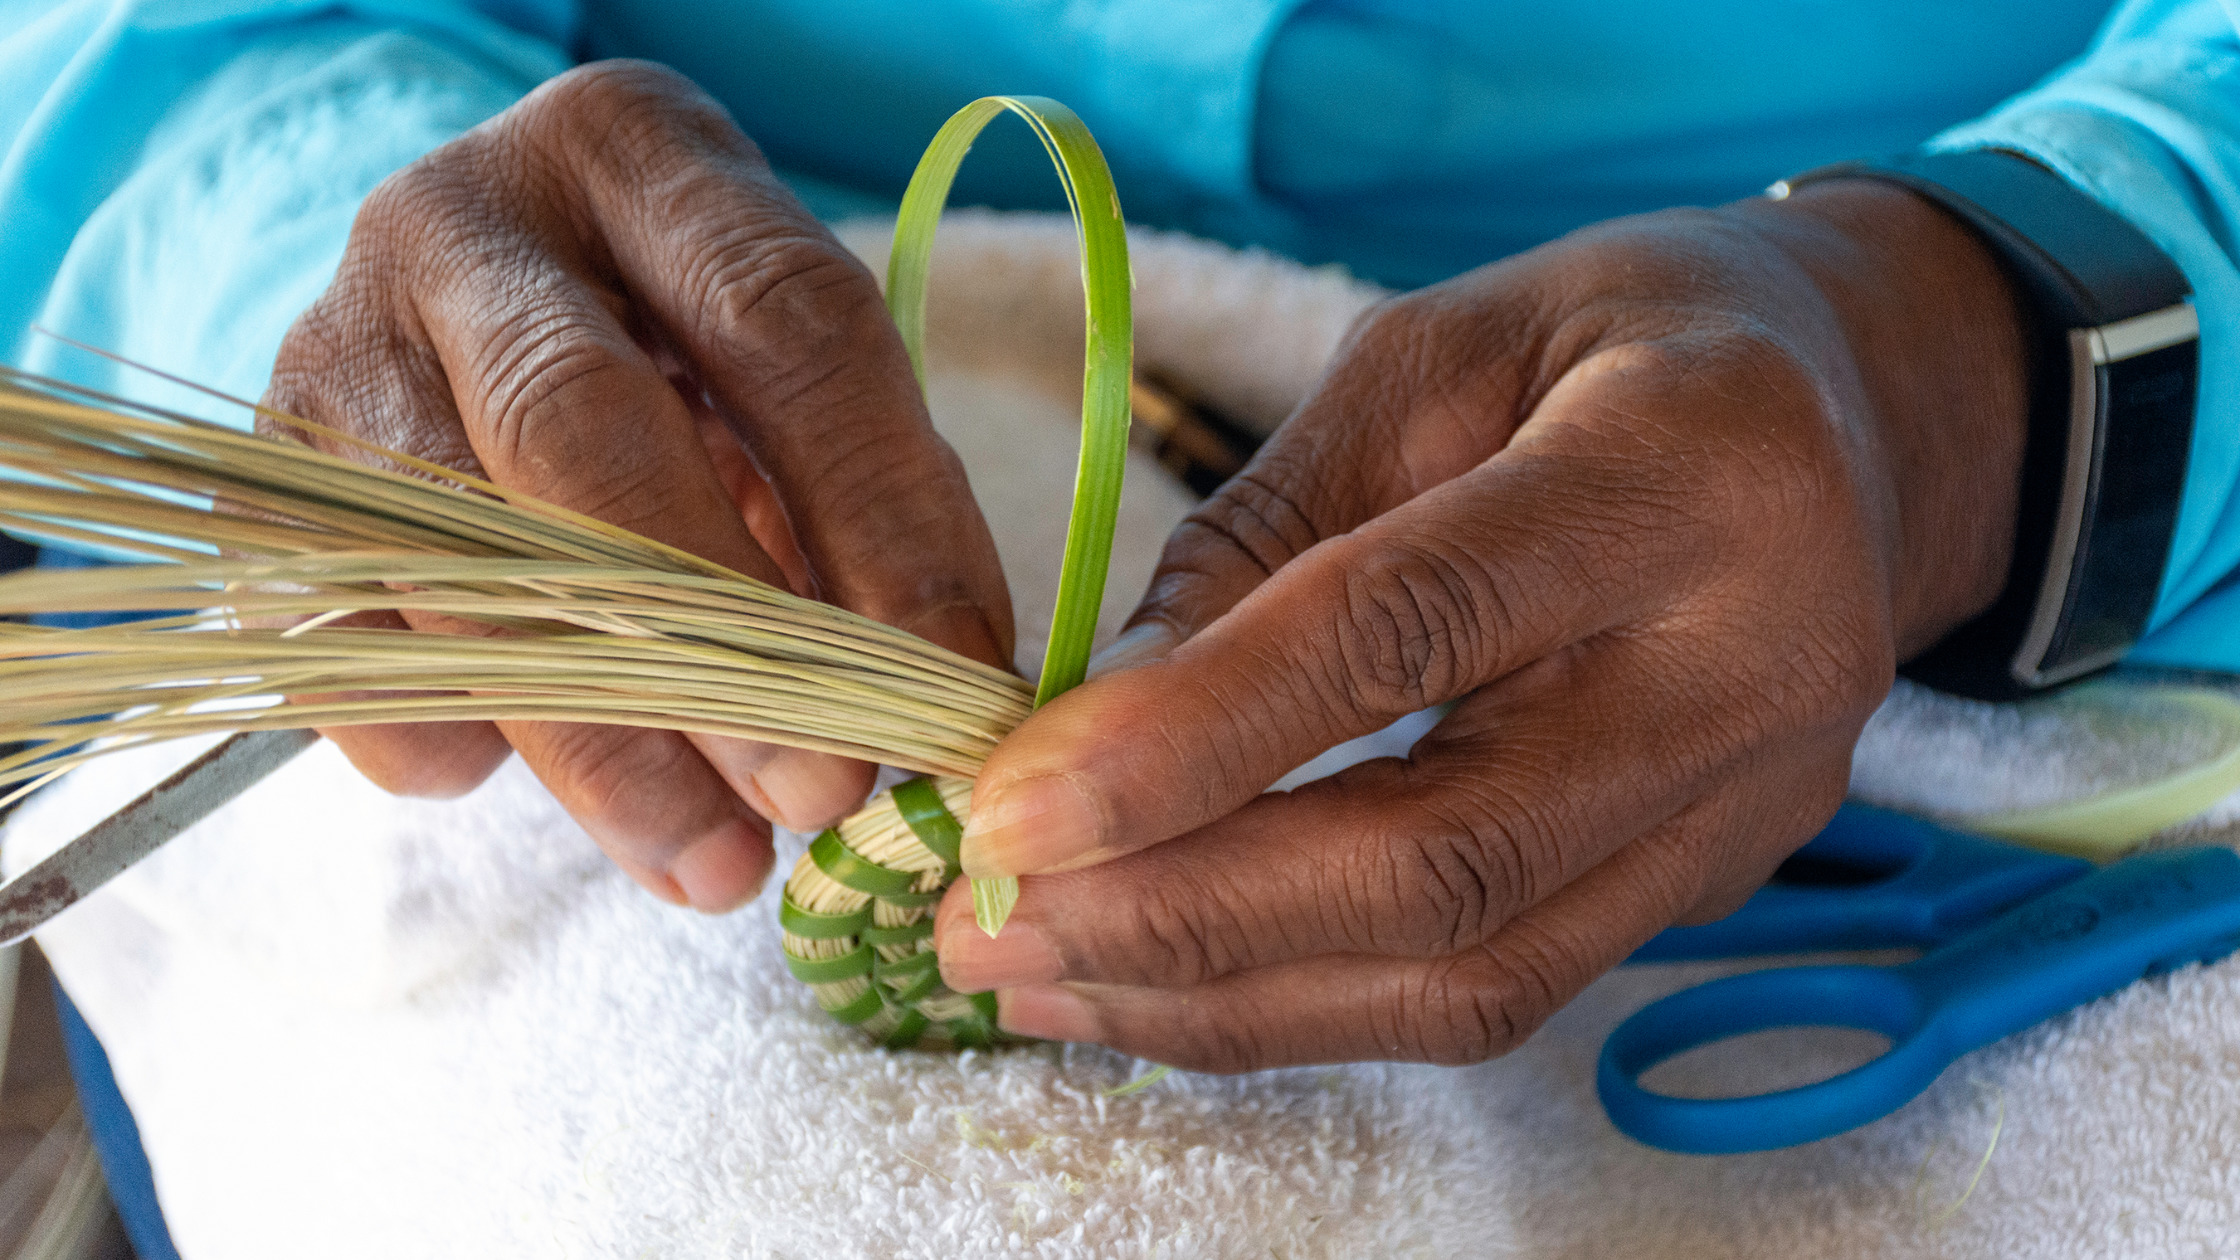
top-left (1771, 149), bottom-right (2199, 700)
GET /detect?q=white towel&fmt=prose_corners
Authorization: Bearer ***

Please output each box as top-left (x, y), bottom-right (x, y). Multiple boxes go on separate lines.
top-left (10, 214), bottom-right (2240, 1259)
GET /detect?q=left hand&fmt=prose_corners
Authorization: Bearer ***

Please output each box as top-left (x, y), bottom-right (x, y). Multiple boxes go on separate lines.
top-left (930, 181), bottom-right (2031, 1070)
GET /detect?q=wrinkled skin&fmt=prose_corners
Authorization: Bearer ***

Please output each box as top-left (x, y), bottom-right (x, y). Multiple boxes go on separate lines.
top-left (933, 182), bottom-right (2028, 1071)
top-left (273, 57), bottom-right (2028, 1071)
top-left (262, 61), bottom-right (1014, 912)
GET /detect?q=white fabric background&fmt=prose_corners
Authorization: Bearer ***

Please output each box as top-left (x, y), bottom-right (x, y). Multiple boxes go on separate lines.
top-left (8, 214), bottom-right (2240, 1258)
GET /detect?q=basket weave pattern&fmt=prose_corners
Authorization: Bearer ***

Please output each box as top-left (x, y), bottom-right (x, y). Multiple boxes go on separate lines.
top-left (779, 776), bottom-right (1008, 1048)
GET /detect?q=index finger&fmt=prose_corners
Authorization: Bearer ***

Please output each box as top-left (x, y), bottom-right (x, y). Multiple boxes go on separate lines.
top-left (957, 389), bottom-right (1712, 881)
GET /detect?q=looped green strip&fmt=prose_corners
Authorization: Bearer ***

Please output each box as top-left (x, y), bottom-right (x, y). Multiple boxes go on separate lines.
top-left (891, 777), bottom-right (964, 878)
top-left (779, 892), bottom-right (872, 940)
top-left (823, 985), bottom-right (885, 1026)
top-left (876, 950), bottom-right (945, 1005)
top-left (1966, 687), bottom-right (2240, 858)
top-left (782, 93), bottom-right (1133, 1049)
top-left (890, 969), bottom-right (944, 1007)
top-left (874, 949), bottom-right (940, 982)
top-left (809, 828), bottom-right (927, 899)
top-left (785, 943), bottom-right (875, 984)
top-left (860, 917), bottom-right (937, 946)
top-left (882, 1009), bottom-right (931, 1049)
top-left (947, 1017), bottom-right (996, 1050)
top-left (888, 94), bottom-right (1132, 940)
top-left (968, 990), bottom-right (1000, 1023)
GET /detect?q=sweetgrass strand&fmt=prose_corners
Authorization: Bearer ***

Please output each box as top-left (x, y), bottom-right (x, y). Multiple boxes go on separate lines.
top-left (0, 94), bottom-right (1136, 945)
top-left (887, 95), bottom-right (1133, 936)
top-left (0, 376), bottom-right (1031, 807)
top-left (3, 356), bottom-right (741, 576)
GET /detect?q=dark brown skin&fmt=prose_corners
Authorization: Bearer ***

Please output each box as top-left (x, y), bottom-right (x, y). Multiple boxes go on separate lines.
top-left (261, 61), bottom-right (1014, 913)
top-left (272, 57), bottom-right (2029, 1070)
top-left (931, 181), bottom-right (2030, 1070)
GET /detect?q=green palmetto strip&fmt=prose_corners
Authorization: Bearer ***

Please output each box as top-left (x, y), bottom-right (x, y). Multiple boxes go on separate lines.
top-left (890, 776), bottom-right (964, 877)
top-left (886, 96), bottom-right (1133, 936)
top-left (1962, 688), bottom-right (2240, 859)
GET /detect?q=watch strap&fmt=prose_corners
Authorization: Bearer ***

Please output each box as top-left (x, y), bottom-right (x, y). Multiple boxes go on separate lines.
top-left (1775, 149), bottom-right (2198, 699)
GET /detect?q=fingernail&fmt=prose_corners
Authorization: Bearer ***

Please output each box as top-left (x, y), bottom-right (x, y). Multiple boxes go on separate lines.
top-left (748, 747), bottom-right (869, 833)
top-left (669, 818), bottom-right (771, 913)
top-left (938, 919), bottom-right (1063, 992)
top-left (1086, 621), bottom-right (1176, 680)
top-left (998, 984), bottom-right (1099, 1043)
top-left (959, 773), bottom-right (1101, 879)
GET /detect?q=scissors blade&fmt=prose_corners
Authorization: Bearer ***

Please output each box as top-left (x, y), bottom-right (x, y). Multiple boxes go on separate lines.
top-left (0, 728), bottom-right (318, 947)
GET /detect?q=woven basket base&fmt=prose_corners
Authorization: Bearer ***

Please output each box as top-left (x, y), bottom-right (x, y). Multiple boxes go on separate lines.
top-left (779, 776), bottom-right (1015, 1049)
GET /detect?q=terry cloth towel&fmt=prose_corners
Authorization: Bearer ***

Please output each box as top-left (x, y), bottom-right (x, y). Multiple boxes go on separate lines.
top-left (9, 214), bottom-right (2240, 1260)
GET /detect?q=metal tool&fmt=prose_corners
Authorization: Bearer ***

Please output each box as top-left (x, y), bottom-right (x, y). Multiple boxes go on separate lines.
top-left (1604, 804), bottom-right (2240, 1154)
top-left (0, 729), bottom-right (318, 946)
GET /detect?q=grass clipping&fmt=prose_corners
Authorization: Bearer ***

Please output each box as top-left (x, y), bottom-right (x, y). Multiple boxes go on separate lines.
top-left (0, 95), bottom-right (1132, 1051)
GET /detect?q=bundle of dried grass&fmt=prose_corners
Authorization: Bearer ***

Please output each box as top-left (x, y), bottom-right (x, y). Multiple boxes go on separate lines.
top-left (0, 376), bottom-right (1032, 795)
top-left (0, 95), bottom-right (1131, 1049)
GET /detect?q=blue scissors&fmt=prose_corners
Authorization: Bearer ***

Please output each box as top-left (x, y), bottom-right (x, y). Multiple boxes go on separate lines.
top-left (1600, 804), bottom-right (2240, 1154)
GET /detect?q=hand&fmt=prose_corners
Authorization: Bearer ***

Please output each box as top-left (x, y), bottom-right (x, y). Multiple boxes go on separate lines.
top-left (262, 62), bottom-right (1012, 912)
top-left (932, 182), bottom-right (2028, 1070)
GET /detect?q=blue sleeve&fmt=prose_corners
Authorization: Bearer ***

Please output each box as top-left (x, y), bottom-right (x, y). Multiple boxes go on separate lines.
top-left (0, 0), bottom-right (574, 417)
top-left (1931, 0), bottom-right (2240, 672)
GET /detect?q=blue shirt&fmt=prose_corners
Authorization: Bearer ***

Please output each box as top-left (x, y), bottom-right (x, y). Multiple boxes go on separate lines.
top-left (4, 0), bottom-right (2239, 671)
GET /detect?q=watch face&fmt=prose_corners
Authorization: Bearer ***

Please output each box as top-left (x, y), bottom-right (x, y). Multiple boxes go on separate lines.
top-left (2032, 338), bottom-right (2197, 684)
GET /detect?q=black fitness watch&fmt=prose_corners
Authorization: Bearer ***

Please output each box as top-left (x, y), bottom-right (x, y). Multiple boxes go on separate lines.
top-left (1770, 149), bottom-right (2201, 702)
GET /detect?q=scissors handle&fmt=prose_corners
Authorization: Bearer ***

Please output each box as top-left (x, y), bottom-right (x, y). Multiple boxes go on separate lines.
top-left (1631, 804), bottom-right (2091, 961)
top-left (1600, 845), bottom-right (2240, 1154)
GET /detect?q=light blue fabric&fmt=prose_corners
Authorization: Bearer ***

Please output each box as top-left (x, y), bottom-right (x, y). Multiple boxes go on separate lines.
top-left (3, 0), bottom-right (2240, 672)
top-left (0, 0), bottom-right (571, 409)
top-left (1931, 0), bottom-right (2240, 660)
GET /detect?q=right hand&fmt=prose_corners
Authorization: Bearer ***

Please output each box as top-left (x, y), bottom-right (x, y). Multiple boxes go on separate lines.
top-left (261, 61), bottom-right (1014, 912)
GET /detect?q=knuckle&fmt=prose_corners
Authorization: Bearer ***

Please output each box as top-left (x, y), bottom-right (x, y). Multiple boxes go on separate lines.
top-left (514, 61), bottom-right (766, 209)
top-left (469, 315), bottom-right (688, 534)
top-left (696, 234), bottom-right (877, 371)
top-left (263, 297), bottom-right (485, 476)
top-left (541, 729), bottom-right (702, 854)
top-left (783, 444), bottom-right (968, 580)
top-left (351, 165), bottom-right (424, 236)
top-left (351, 139), bottom-right (509, 263)
top-left (1638, 331), bottom-right (1900, 746)
top-left (1124, 887), bottom-right (1227, 985)
top-left (1333, 295), bottom-right (1475, 431)
top-left (1631, 818), bottom-right (1726, 920)
top-left (1398, 832), bottom-right (1502, 952)
top-left (1789, 615), bottom-right (1894, 727)
top-left (521, 59), bottom-right (705, 146)
top-left (262, 301), bottom-right (348, 420)
top-left (1405, 947), bottom-right (1558, 1065)
top-left (472, 307), bottom-right (627, 452)
top-left (1113, 865), bottom-right (1264, 986)
top-left (1332, 539), bottom-right (1496, 712)
top-left (1683, 335), bottom-right (1859, 546)
top-left (1371, 782), bottom-right (1548, 953)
